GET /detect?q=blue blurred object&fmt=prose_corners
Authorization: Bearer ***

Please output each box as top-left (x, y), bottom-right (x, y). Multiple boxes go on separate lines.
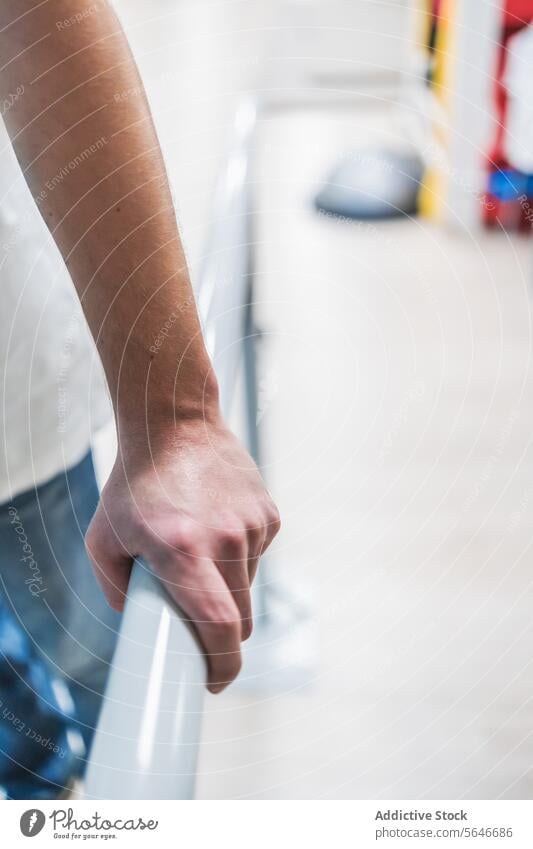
top-left (0, 451), bottom-right (120, 798)
top-left (487, 168), bottom-right (533, 201)
top-left (315, 148), bottom-right (424, 220)
top-left (0, 599), bottom-right (83, 799)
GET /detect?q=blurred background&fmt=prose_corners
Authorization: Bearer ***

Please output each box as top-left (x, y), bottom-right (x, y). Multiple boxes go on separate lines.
top-left (104, 0), bottom-right (533, 798)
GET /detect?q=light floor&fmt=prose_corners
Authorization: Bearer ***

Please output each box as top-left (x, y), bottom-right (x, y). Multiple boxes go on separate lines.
top-left (196, 105), bottom-right (533, 800)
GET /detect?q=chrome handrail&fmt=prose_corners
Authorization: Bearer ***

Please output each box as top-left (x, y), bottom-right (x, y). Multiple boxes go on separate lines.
top-left (84, 98), bottom-right (258, 800)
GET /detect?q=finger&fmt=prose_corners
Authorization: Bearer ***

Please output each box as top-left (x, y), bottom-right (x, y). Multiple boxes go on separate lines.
top-left (247, 555), bottom-right (261, 586)
top-left (264, 506), bottom-right (281, 549)
top-left (247, 505), bottom-right (280, 584)
top-left (85, 518), bottom-right (132, 612)
top-left (155, 553), bottom-right (242, 693)
top-left (216, 558), bottom-right (252, 640)
top-left (215, 534), bottom-right (252, 640)
top-left (245, 527), bottom-right (264, 586)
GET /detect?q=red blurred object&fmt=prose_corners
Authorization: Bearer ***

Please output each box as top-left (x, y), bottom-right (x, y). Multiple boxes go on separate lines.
top-left (485, 0), bottom-right (533, 229)
top-left (503, 0), bottom-right (533, 27)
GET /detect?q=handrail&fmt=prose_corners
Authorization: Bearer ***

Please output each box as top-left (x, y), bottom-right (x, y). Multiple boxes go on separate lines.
top-left (83, 562), bottom-right (206, 799)
top-left (84, 98), bottom-right (258, 800)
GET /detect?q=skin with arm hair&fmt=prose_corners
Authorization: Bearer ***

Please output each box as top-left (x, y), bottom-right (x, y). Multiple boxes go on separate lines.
top-left (0, 0), bottom-right (280, 693)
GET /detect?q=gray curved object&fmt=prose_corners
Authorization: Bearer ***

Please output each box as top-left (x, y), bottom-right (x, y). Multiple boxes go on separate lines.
top-left (83, 563), bottom-right (206, 800)
top-left (315, 148), bottom-right (423, 220)
top-left (84, 99), bottom-right (258, 800)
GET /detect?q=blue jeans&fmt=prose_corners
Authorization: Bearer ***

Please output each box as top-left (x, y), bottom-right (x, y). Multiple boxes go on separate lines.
top-left (0, 452), bottom-right (120, 799)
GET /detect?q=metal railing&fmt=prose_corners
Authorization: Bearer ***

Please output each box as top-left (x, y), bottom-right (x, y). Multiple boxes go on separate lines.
top-left (84, 98), bottom-right (258, 800)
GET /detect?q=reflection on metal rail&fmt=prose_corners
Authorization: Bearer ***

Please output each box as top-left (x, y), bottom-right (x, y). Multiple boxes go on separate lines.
top-left (84, 98), bottom-right (258, 800)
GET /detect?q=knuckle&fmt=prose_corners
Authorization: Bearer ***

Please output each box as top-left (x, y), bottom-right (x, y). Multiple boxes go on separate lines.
top-left (219, 615), bottom-right (241, 640)
top-left (164, 518), bottom-right (200, 553)
top-left (218, 526), bottom-right (245, 552)
top-left (171, 531), bottom-right (196, 554)
top-left (268, 504), bottom-right (281, 535)
top-left (244, 513), bottom-right (263, 535)
top-left (211, 608), bottom-right (241, 644)
top-left (205, 593), bottom-right (240, 627)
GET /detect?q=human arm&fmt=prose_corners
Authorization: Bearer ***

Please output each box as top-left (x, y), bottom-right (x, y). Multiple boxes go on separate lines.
top-left (0, 0), bottom-right (280, 692)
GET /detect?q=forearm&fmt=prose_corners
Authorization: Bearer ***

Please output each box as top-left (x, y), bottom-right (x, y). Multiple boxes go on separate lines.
top-left (0, 0), bottom-right (219, 445)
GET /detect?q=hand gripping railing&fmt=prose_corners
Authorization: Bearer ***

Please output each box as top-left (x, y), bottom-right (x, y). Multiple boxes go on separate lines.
top-left (84, 99), bottom-right (258, 800)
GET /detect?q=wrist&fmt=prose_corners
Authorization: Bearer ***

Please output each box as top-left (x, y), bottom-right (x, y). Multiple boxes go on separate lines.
top-left (116, 375), bottom-right (222, 461)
